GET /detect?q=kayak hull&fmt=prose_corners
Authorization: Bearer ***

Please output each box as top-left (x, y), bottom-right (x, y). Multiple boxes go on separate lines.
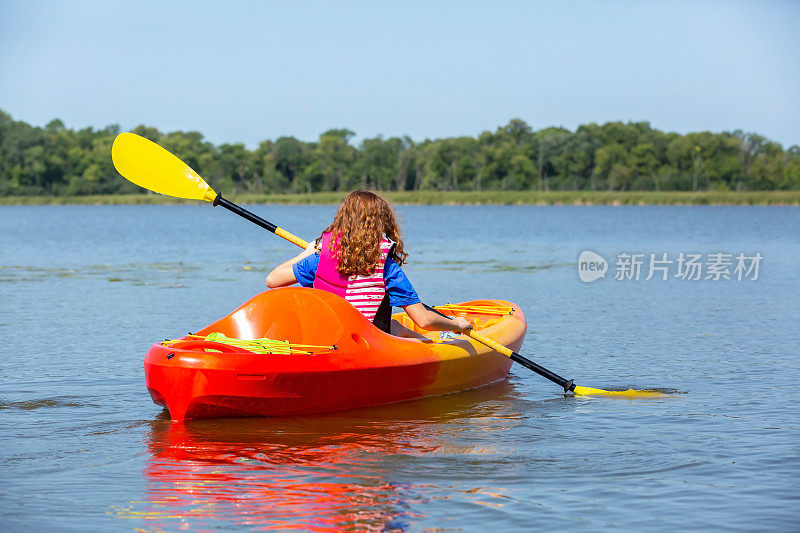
top-left (144, 288), bottom-right (526, 420)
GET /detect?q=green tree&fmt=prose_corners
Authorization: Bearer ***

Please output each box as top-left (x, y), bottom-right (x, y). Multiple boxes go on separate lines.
top-left (0, 107), bottom-right (797, 197)
top-left (300, 129), bottom-right (356, 192)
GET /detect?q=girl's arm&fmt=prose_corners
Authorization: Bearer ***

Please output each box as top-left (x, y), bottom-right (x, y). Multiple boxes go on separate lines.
top-left (402, 303), bottom-right (473, 334)
top-left (266, 241), bottom-right (318, 288)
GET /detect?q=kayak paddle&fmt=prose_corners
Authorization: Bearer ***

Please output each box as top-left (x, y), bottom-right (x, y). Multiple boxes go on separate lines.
top-left (111, 132), bottom-right (665, 399)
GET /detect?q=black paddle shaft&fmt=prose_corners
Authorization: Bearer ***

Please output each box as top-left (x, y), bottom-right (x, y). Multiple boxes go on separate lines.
top-left (213, 194), bottom-right (279, 234)
top-left (424, 304), bottom-right (576, 393)
top-left (508, 352), bottom-right (575, 393)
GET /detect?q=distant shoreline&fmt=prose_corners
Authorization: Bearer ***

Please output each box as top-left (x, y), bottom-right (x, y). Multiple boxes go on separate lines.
top-left (2, 190), bottom-right (799, 206)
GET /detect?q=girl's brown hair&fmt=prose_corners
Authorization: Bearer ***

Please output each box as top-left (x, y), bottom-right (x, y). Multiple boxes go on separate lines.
top-left (318, 190), bottom-right (408, 277)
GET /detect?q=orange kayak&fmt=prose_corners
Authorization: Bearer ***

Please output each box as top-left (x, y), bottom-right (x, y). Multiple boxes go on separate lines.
top-left (144, 287), bottom-right (526, 420)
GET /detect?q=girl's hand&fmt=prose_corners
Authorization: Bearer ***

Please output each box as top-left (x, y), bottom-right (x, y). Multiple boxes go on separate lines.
top-left (305, 240), bottom-right (319, 253)
top-left (451, 317), bottom-right (473, 334)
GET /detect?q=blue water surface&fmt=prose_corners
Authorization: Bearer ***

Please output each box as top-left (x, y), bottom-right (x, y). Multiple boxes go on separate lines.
top-left (1, 204), bottom-right (798, 531)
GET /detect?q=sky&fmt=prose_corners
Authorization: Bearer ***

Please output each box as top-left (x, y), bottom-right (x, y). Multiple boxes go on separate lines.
top-left (1, 0), bottom-right (798, 148)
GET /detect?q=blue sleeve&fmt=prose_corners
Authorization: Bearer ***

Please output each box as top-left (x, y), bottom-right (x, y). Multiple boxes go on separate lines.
top-left (291, 253), bottom-right (319, 287)
top-left (384, 258), bottom-right (421, 307)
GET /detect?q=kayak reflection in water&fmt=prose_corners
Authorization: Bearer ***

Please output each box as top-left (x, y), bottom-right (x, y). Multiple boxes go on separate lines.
top-left (135, 417), bottom-right (416, 532)
top-left (267, 190), bottom-right (472, 338)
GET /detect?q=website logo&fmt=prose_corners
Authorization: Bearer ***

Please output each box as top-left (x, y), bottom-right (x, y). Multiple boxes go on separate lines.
top-left (578, 251), bottom-right (608, 283)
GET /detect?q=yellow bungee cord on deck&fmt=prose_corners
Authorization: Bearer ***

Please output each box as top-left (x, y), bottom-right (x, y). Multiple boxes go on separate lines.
top-left (433, 303), bottom-right (515, 316)
top-left (161, 333), bottom-right (336, 355)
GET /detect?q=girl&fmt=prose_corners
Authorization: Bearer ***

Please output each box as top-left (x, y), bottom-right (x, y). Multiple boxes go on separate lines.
top-left (266, 190), bottom-right (472, 337)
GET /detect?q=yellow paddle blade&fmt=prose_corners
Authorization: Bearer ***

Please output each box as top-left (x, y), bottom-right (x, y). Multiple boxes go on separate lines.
top-left (573, 385), bottom-right (668, 398)
top-left (112, 132), bottom-right (217, 202)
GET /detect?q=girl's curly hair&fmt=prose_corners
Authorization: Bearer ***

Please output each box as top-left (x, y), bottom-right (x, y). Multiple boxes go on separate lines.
top-left (318, 190), bottom-right (408, 277)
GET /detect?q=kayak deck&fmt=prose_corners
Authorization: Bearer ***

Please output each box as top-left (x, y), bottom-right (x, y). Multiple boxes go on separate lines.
top-left (144, 287), bottom-right (526, 420)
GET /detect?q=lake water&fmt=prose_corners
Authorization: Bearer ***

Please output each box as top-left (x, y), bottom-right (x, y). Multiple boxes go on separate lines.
top-left (1, 204), bottom-right (798, 531)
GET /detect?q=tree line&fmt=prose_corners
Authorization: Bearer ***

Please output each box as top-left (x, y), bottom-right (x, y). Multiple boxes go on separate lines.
top-left (1, 108), bottom-right (798, 197)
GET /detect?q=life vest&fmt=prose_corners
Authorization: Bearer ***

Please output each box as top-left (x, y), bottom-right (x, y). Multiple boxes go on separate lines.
top-left (313, 232), bottom-right (394, 331)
